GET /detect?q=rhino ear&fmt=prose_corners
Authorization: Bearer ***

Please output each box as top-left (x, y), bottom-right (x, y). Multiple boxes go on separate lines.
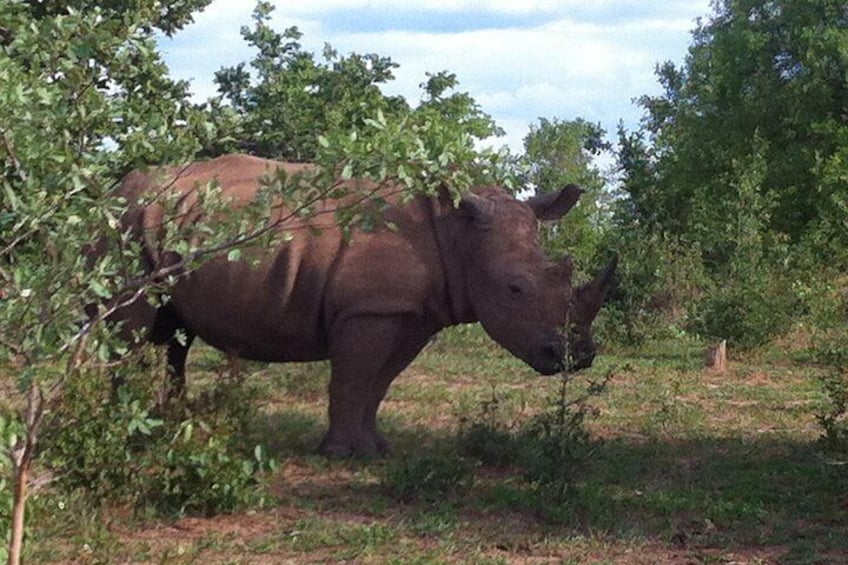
top-left (526, 184), bottom-right (584, 221)
top-left (458, 192), bottom-right (495, 225)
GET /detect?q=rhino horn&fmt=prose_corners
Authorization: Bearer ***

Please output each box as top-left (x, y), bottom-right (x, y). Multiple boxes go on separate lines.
top-left (526, 184), bottom-right (584, 221)
top-left (458, 192), bottom-right (496, 225)
top-left (577, 255), bottom-right (617, 311)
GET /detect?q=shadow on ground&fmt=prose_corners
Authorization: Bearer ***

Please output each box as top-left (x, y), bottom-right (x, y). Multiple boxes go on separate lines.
top-left (250, 408), bottom-right (848, 564)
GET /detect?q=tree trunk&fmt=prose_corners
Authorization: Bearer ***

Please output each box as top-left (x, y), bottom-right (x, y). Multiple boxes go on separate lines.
top-left (7, 384), bottom-right (42, 565)
top-left (705, 340), bottom-right (727, 372)
top-left (7, 461), bottom-right (28, 565)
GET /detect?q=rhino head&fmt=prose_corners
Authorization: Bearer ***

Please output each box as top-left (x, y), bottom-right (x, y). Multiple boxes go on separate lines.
top-left (455, 185), bottom-right (584, 375)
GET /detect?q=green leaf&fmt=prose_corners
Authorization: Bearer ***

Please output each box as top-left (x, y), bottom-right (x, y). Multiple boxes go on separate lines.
top-left (89, 281), bottom-right (112, 299)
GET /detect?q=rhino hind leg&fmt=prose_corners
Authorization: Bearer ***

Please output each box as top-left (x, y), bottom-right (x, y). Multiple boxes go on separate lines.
top-left (150, 303), bottom-right (195, 400)
top-left (99, 291), bottom-right (158, 393)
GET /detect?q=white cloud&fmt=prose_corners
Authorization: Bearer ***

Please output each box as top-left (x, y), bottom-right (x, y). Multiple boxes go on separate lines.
top-left (160, 0), bottom-right (713, 152)
top-left (255, 0), bottom-right (709, 18)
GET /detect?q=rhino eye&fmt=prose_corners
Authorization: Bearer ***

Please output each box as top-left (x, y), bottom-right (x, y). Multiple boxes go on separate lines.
top-left (508, 282), bottom-right (525, 296)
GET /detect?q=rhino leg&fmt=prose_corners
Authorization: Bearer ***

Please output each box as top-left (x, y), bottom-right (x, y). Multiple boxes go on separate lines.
top-left (321, 315), bottom-right (409, 458)
top-left (150, 304), bottom-right (194, 400)
top-left (361, 320), bottom-right (435, 455)
top-left (164, 331), bottom-right (194, 400)
top-left (98, 291), bottom-right (158, 392)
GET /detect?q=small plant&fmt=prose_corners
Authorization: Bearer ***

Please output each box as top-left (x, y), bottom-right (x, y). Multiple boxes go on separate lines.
top-left (804, 297), bottom-right (848, 456)
top-left (381, 451), bottom-right (474, 504)
top-left (457, 388), bottom-right (522, 467)
top-left (455, 370), bottom-right (611, 512)
top-left (139, 421), bottom-right (275, 516)
top-left (519, 372), bottom-right (609, 504)
top-left (816, 370), bottom-right (848, 455)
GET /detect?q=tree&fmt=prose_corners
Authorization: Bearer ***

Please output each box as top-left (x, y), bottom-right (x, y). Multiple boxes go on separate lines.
top-left (0, 1), bottom-right (273, 561)
top-left (625, 0), bottom-right (848, 268)
top-left (213, 2), bottom-right (405, 161)
top-left (609, 0), bottom-right (847, 345)
top-left (522, 118), bottom-right (609, 272)
top-left (212, 2), bottom-right (502, 170)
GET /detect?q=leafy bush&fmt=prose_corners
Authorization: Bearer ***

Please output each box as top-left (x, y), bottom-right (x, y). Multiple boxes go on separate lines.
top-left (458, 374), bottom-right (609, 507)
top-left (457, 391), bottom-right (522, 468)
top-left (816, 371), bottom-right (848, 455)
top-left (597, 230), bottom-right (706, 346)
top-left (791, 277), bottom-right (848, 456)
top-left (138, 421), bottom-right (274, 516)
top-left (457, 423), bottom-right (521, 469)
top-left (41, 357), bottom-right (276, 516)
top-left (691, 270), bottom-right (798, 349)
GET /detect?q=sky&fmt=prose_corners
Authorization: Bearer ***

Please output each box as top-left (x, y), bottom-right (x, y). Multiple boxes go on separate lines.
top-left (159, 0), bottom-right (715, 162)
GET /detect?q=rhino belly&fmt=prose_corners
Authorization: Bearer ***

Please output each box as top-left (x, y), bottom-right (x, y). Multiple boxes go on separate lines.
top-left (170, 259), bottom-right (329, 363)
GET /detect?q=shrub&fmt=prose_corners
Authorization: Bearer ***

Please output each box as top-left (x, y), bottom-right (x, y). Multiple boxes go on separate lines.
top-left (808, 317), bottom-right (848, 455)
top-left (597, 231), bottom-right (706, 346)
top-left (816, 370), bottom-right (848, 455)
top-left (41, 355), bottom-right (276, 516)
top-left (518, 374), bottom-right (608, 503)
top-left (138, 422), bottom-right (274, 516)
top-left (457, 391), bottom-right (522, 468)
top-left (457, 373), bottom-right (609, 508)
top-left (457, 423), bottom-right (520, 469)
top-left (691, 269), bottom-right (798, 349)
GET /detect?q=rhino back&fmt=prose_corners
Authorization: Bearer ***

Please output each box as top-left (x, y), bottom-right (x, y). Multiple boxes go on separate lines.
top-left (120, 154), bottom-right (449, 362)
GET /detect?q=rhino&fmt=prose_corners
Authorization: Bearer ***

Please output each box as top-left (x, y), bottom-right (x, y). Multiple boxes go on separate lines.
top-left (101, 154), bottom-right (615, 457)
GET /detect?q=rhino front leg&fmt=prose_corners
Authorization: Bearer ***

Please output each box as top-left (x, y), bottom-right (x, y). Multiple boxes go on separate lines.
top-left (321, 315), bottom-right (405, 458)
top-left (361, 319), bottom-right (435, 455)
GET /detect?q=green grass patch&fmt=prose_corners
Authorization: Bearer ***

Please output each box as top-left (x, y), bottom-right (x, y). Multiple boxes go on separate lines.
top-left (6, 324), bottom-right (848, 563)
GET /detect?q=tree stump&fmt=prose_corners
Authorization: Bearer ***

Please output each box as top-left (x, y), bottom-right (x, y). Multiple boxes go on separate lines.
top-left (705, 340), bottom-right (727, 372)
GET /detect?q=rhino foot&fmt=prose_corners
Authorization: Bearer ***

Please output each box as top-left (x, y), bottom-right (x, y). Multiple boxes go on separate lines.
top-left (374, 433), bottom-right (392, 456)
top-left (318, 430), bottom-right (389, 459)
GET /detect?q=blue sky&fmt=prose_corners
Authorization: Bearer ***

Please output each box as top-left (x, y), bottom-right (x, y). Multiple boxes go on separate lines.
top-left (159, 1), bottom-right (714, 163)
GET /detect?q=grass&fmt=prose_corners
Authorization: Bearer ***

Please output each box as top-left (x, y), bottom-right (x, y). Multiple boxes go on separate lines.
top-left (9, 324), bottom-right (848, 563)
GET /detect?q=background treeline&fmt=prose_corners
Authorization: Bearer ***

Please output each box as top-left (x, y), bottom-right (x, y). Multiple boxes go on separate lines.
top-left (604, 0), bottom-right (848, 349)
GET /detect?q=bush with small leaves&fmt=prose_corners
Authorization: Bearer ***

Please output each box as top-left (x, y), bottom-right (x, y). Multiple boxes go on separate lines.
top-left (458, 423), bottom-right (521, 469)
top-left (41, 358), bottom-right (276, 516)
top-left (457, 392), bottom-right (522, 468)
top-left (816, 371), bottom-right (848, 455)
top-left (691, 273), bottom-right (798, 349)
top-left (516, 373), bottom-right (609, 506)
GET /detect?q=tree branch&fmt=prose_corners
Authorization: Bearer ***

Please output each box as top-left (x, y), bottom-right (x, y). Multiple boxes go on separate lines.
top-left (1, 129), bottom-right (28, 183)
